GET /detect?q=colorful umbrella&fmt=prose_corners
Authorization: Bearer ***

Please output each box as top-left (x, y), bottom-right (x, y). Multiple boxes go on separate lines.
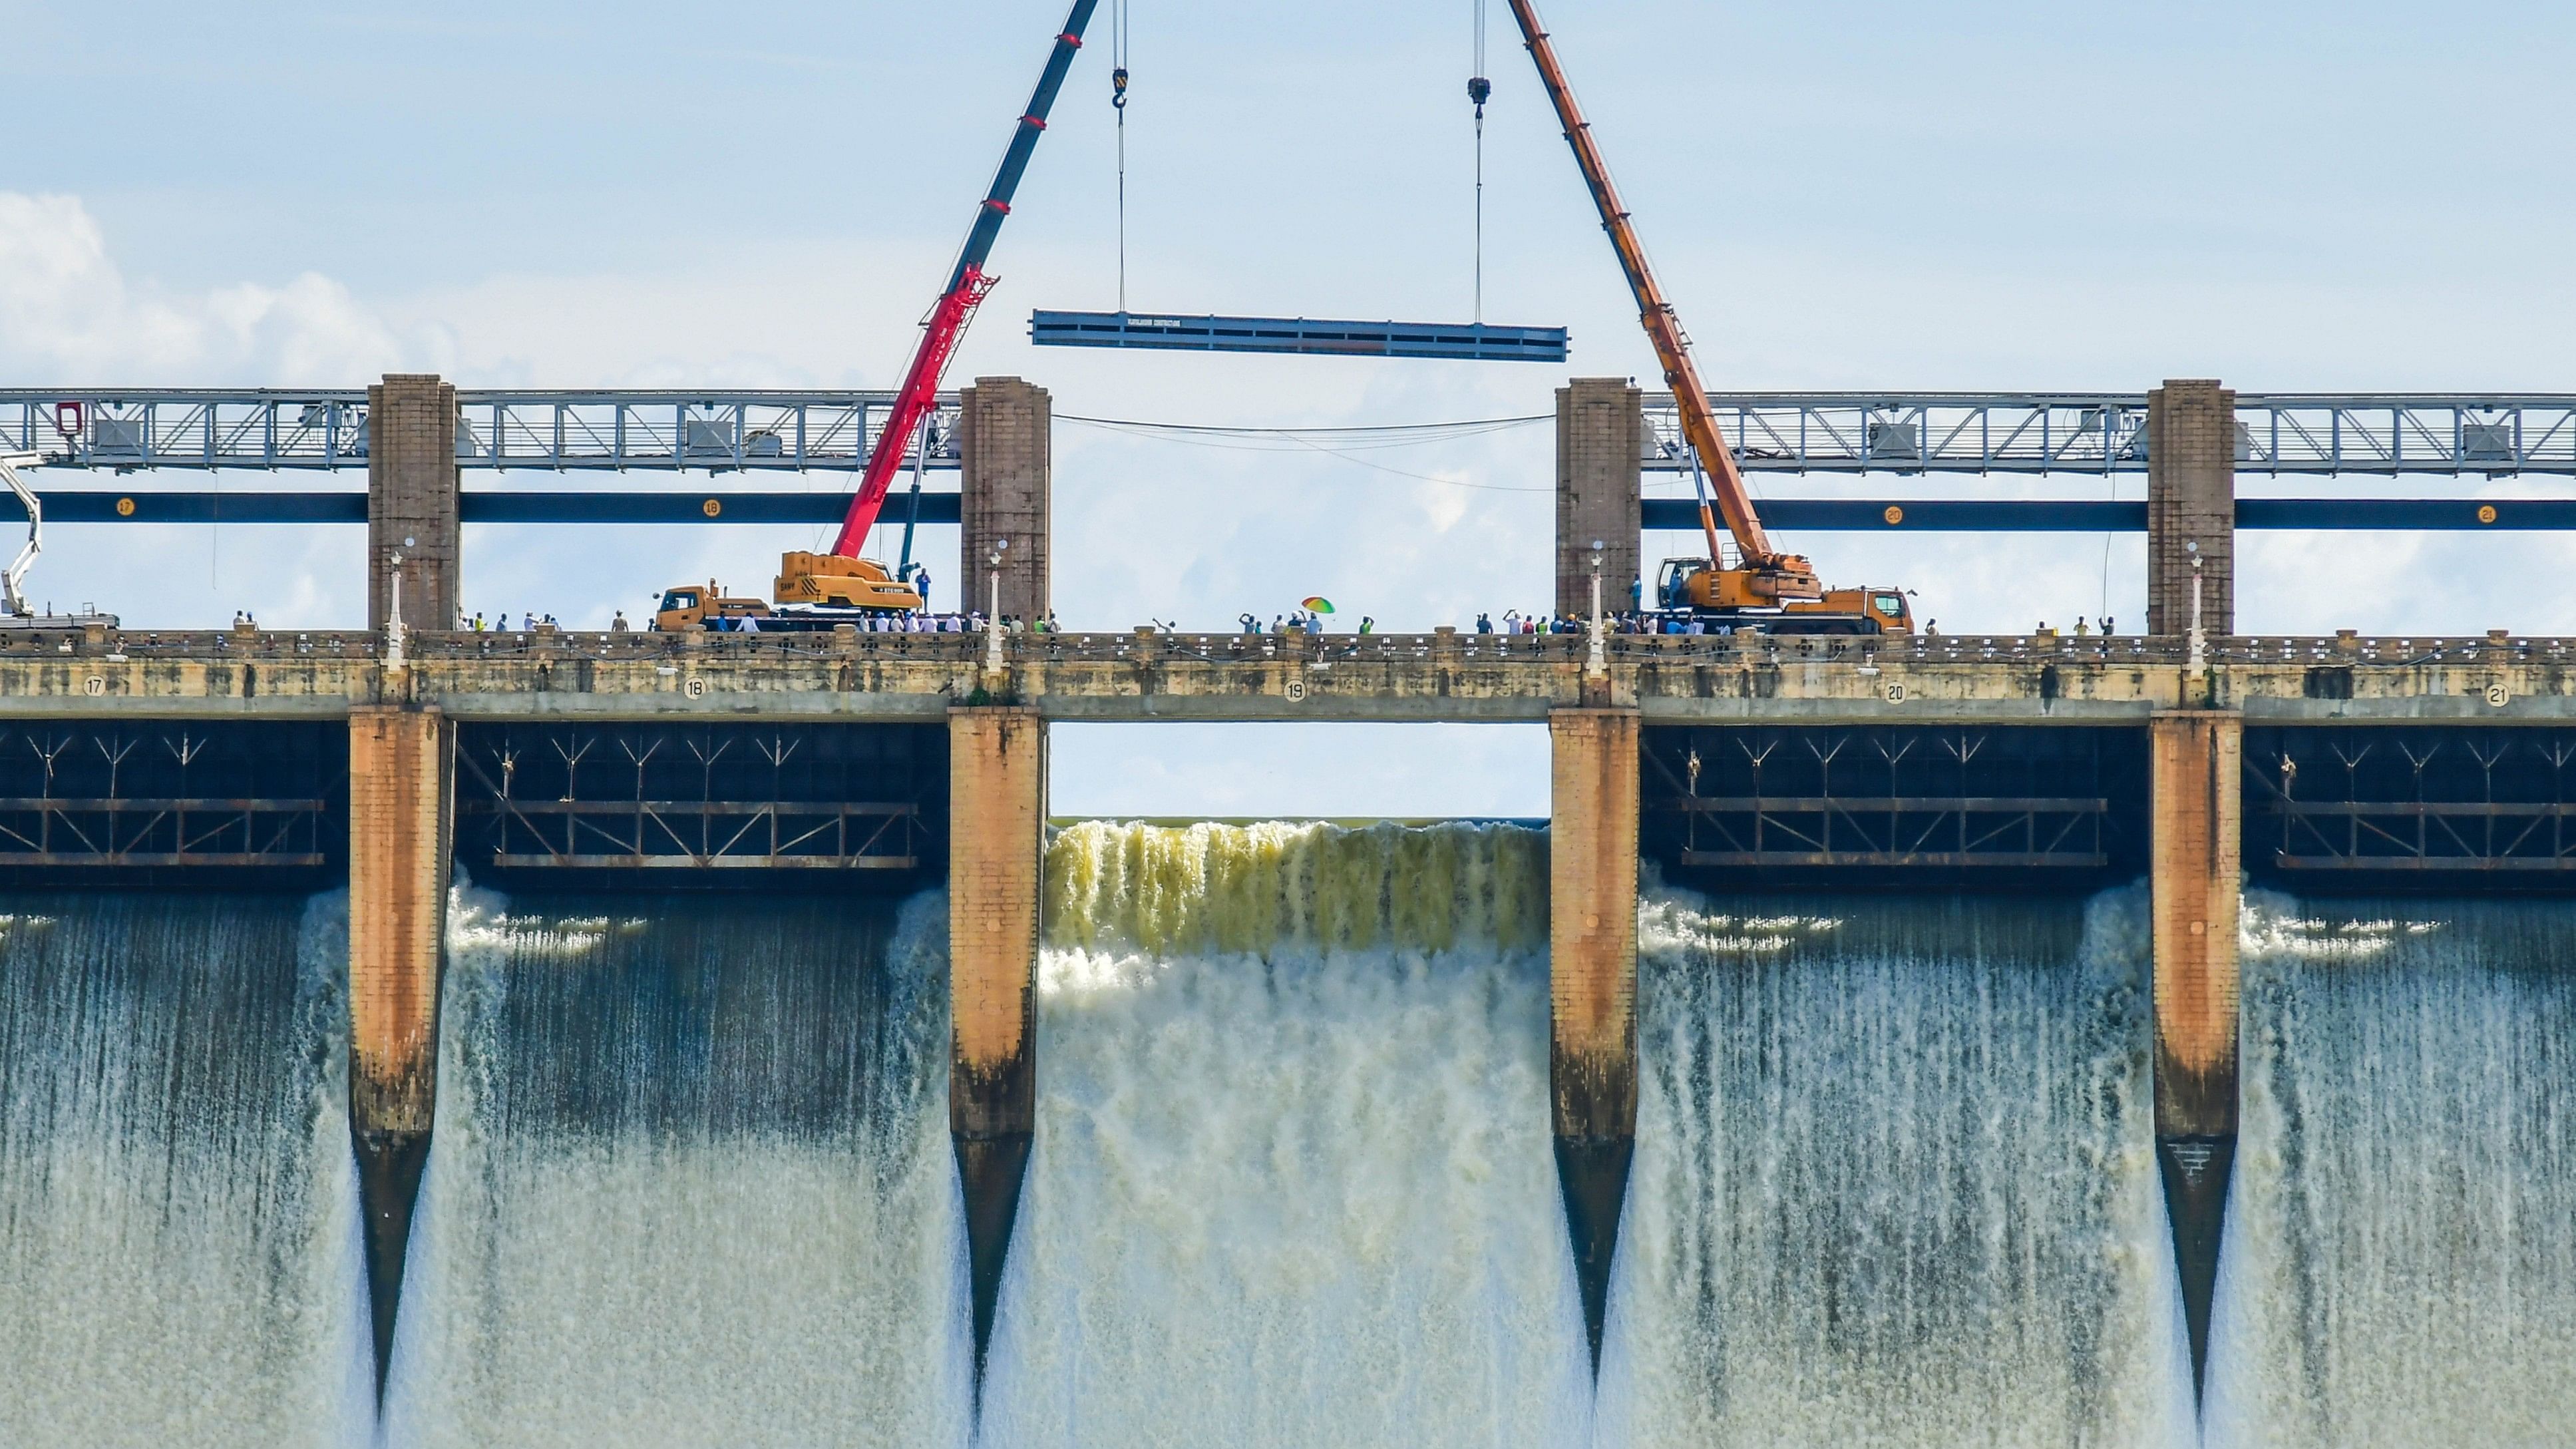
top-left (1300, 596), bottom-right (1336, 614)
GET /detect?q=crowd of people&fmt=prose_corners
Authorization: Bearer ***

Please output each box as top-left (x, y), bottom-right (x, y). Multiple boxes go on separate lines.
top-left (698, 609), bottom-right (1064, 635)
top-left (443, 605), bottom-right (2129, 639)
top-left (1237, 611), bottom-right (1378, 635)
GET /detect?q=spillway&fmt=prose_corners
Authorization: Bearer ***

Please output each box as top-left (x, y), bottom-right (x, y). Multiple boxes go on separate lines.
top-left (977, 820), bottom-right (1594, 1448)
top-left (1601, 884), bottom-right (2197, 1449)
top-left (0, 892), bottom-right (370, 1448)
top-left (2206, 895), bottom-right (2576, 1448)
top-left (380, 886), bottom-right (969, 1449)
top-left (14, 826), bottom-right (2576, 1447)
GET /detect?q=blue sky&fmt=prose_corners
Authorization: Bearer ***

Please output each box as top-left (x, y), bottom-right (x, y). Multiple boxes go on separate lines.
top-left (3, 0), bottom-right (2571, 815)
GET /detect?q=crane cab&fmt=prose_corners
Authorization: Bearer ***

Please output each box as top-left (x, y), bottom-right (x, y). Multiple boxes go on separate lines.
top-left (1654, 558), bottom-right (1913, 636)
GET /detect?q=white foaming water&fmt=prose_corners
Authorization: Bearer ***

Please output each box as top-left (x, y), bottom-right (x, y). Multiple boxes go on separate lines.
top-left (381, 885), bottom-right (970, 1449)
top-left (0, 892), bottom-right (371, 1448)
top-left (1600, 884), bottom-right (2195, 1449)
top-left (2205, 895), bottom-right (2576, 1449)
top-left (978, 820), bottom-right (1591, 1449)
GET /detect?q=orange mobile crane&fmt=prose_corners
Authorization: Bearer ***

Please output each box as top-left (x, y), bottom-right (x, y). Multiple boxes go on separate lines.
top-left (1506, 0), bottom-right (1911, 636)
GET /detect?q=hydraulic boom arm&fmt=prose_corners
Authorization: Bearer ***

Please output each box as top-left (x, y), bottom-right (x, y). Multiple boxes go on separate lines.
top-left (1505, 0), bottom-right (1815, 592)
top-left (830, 1), bottom-right (1097, 558)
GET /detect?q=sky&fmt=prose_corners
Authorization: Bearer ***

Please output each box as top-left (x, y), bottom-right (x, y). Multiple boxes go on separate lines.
top-left (3, 0), bottom-right (2572, 817)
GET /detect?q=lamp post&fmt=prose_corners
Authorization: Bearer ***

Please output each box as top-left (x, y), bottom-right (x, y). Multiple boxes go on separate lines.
top-left (2186, 540), bottom-right (2206, 683)
top-left (1585, 537), bottom-right (1609, 681)
top-left (385, 534), bottom-right (413, 671)
top-left (985, 537), bottom-right (1009, 676)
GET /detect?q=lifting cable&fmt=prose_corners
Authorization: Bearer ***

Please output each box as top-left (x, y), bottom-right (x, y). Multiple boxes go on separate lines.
top-left (1111, 0), bottom-right (1132, 313)
top-left (1467, 0), bottom-right (1493, 323)
top-left (1059, 410), bottom-right (1553, 491)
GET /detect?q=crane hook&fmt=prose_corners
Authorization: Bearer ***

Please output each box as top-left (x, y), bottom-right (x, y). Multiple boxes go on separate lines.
top-left (1112, 66), bottom-right (1129, 109)
top-left (1467, 75), bottom-right (1491, 117)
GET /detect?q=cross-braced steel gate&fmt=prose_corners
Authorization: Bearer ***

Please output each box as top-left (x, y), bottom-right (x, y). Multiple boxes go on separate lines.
top-left (455, 722), bottom-right (946, 883)
top-left (1642, 725), bottom-right (2147, 884)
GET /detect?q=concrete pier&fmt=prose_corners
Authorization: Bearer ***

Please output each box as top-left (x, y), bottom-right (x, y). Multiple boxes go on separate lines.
top-left (948, 705), bottom-right (1046, 1390)
top-left (346, 704), bottom-right (454, 1396)
top-left (1548, 707), bottom-right (1640, 1369)
top-left (1556, 379), bottom-right (1644, 619)
top-left (2147, 379), bottom-right (2237, 638)
top-left (959, 378), bottom-right (1051, 623)
top-left (2149, 709), bottom-right (2243, 1394)
top-left (367, 374), bottom-right (461, 633)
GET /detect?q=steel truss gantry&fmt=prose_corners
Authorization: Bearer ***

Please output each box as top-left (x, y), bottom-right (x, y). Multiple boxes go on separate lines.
top-left (1652, 395), bottom-right (2576, 477)
top-left (0, 390), bottom-right (964, 474)
top-left (7, 389), bottom-right (2573, 480)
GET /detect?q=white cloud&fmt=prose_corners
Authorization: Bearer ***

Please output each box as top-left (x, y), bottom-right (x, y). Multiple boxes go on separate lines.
top-left (0, 192), bottom-right (437, 384)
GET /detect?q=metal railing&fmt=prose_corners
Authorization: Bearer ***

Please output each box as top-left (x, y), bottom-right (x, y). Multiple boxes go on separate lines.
top-left (0, 390), bottom-right (963, 473)
top-left (11, 388), bottom-right (2573, 479)
top-left (1651, 395), bottom-right (2576, 477)
top-left (7, 625), bottom-right (2567, 672)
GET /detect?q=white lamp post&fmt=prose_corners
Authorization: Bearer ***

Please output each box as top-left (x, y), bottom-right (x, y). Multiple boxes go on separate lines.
top-left (985, 538), bottom-right (1009, 676)
top-left (1585, 538), bottom-right (1609, 681)
top-left (2186, 540), bottom-right (2206, 682)
top-left (385, 534), bottom-right (414, 670)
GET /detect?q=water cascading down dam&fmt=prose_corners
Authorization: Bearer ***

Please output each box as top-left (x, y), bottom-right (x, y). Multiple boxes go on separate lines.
top-left (7, 373), bottom-right (2576, 1441)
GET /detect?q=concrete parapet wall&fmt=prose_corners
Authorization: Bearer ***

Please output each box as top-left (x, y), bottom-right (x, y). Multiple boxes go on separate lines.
top-left (9, 629), bottom-right (2576, 724)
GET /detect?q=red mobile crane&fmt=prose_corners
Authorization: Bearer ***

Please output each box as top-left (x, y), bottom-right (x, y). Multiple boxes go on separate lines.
top-left (1506, 0), bottom-right (1912, 635)
top-left (656, 3), bottom-right (1099, 632)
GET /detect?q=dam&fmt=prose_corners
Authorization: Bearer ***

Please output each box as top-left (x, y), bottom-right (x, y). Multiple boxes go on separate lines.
top-left (3, 376), bottom-right (2575, 1448)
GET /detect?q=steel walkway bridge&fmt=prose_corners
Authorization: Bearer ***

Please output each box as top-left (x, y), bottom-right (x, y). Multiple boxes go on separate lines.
top-left (3, 388), bottom-right (2573, 532)
top-left (1644, 394), bottom-right (2576, 478)
top-left (9, 389), bottom-right (2571, 479)
top-left (0, 390), bottom-right (959, 474)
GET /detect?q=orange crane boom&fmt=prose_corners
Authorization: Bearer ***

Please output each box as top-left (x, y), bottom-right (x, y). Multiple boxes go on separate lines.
top-left (1505, 0), bottom-right (1821, 600)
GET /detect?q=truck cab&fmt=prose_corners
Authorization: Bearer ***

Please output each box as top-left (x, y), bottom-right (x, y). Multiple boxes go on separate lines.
top-left (653, 582), bottom-right (773, 632)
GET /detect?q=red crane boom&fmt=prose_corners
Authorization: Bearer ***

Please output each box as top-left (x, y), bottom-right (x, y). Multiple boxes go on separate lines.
top-left (831, 1), bottom-right (1099, 558)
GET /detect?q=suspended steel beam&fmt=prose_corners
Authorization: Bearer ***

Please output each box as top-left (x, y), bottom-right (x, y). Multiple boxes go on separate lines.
top-left (1031, 310), bottom-right (1570, 363)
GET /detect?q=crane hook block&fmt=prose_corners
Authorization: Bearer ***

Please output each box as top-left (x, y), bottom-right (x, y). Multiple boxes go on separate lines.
top-left (1467, 76), bottom-right (1491, 107)
top-left (1112, 67), bottom-right (1129, 108)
